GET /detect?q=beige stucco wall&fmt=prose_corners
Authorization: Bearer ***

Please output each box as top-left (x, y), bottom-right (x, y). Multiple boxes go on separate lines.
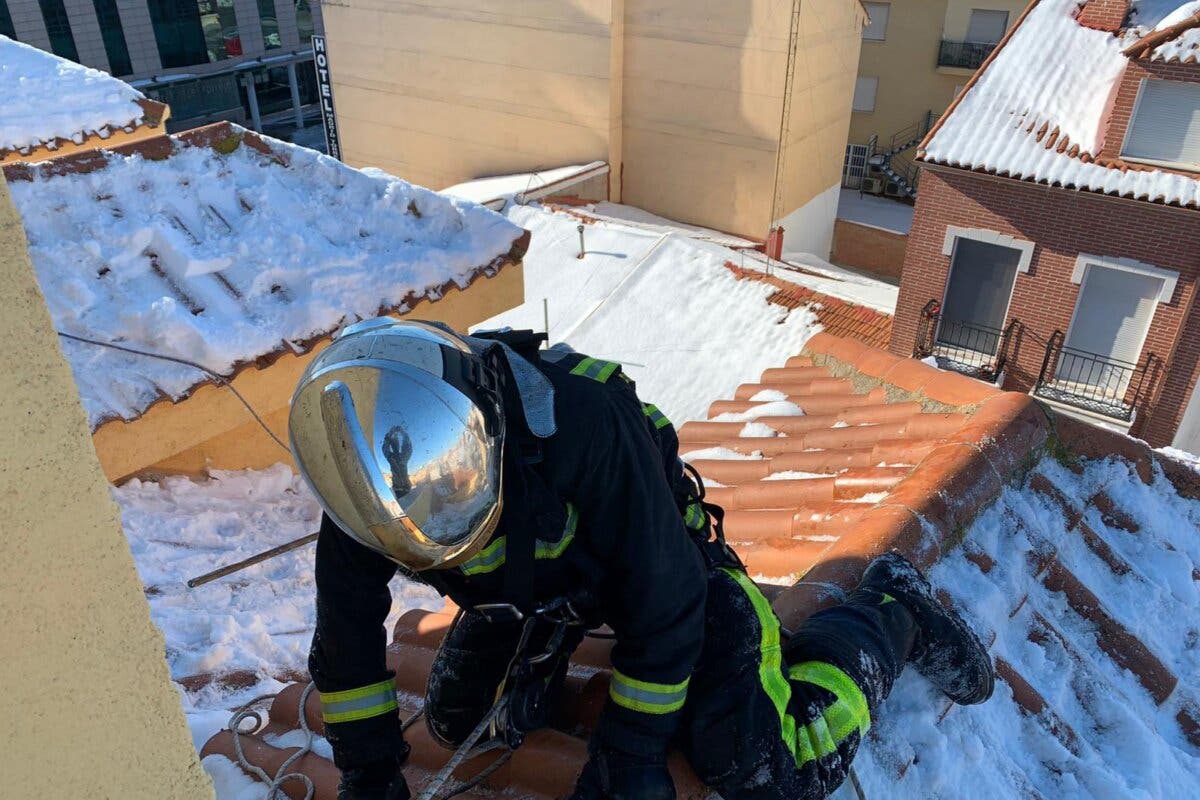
top-left (0, 175), bottom-right (213, 797)
top-left (847, 0), bottom-right (1026, 147)
top-left (95, 261), bottom-right (525, 483)
top-left (324, 0), bottom-right (863, 246)
top-left (324, 0), bottom-right (620, 190)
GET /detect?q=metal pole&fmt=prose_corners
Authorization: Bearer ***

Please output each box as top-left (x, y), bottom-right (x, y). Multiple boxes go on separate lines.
top-left (576, 224), bottom-right (586, 259)
top-left (243, 74), bottom-right (263, 132)
top-left (287, 61), bottom-right (305, 128)
top-left (187, 532), bottom-right (318, 588)
top-left (543, 298), bottom-right (550, 341)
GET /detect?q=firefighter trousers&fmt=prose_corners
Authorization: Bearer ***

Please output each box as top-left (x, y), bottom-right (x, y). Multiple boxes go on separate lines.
top-left (425, 567), bottom-right (914, 800)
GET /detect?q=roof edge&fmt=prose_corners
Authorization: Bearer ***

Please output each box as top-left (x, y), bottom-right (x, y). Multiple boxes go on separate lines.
top-left (1123, 10), bottom-right (1200, 58)
top-left (0, 97), bottom-right (169, 161)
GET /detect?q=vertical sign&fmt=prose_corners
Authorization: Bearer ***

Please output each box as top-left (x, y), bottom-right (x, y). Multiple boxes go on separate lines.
top-left (312, 35), bottom-right (341, 160)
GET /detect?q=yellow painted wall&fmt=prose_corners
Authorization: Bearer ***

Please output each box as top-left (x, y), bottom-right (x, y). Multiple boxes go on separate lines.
top-left (325, 0), bottom-right (619, 190)
top-left (847, 0), bottom-right (1026, 147)
top-left (0, 175), bottom-right (213, 797)
top-left (324, 0), bottom-right (864, 244)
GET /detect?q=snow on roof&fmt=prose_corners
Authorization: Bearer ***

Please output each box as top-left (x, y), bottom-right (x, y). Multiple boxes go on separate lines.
top-left (921, 0), bottom-right (1200, 209)
top-left (0, 35), bottom-right (158, 155)
top-left (441, 162), bottom-right (608, 208)
top-left (5, 125), bottom-right (527, 427)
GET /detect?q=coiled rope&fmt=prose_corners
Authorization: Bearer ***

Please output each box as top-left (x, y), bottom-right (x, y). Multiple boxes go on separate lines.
top-left (228, 682), bottom-right (317, 800)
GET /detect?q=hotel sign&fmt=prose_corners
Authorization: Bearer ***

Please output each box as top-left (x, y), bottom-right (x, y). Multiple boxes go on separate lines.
top-left (312, 35), bottom-right (341, 160)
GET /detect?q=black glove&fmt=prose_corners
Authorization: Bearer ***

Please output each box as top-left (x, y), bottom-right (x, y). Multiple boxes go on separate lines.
top-left (337, 756), bottom-right (411, 800)
top-left (568, 749), bottom-right (675, 800)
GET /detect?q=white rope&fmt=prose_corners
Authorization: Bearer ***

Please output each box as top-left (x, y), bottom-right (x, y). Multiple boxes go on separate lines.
top-left (414, 700), bottom-right (509, 800)
top-left (229, 682), bottom-right (317, 800)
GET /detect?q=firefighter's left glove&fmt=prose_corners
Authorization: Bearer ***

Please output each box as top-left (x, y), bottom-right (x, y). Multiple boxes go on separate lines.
top-left (336, 755), bottom-right (411, 800)
top-left (568, 750), bottom-right (675, 800)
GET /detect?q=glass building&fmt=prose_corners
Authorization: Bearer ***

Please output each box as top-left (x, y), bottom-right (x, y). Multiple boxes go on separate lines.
top-left (1, 0), bottom-right (325, 146)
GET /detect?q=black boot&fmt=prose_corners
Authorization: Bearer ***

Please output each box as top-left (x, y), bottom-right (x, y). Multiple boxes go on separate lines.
top-left (851, 552), bottom-right (995, 705)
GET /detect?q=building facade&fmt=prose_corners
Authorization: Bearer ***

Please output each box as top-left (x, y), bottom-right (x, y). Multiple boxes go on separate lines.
top-left (890, 0), bottom-right (1200, 450)
top-left (843, 0), bottom-right (1027, 198)
top-left (321, 0), bottom-right (868, 259)
top-left (1, 0), bottom-right (325, 136)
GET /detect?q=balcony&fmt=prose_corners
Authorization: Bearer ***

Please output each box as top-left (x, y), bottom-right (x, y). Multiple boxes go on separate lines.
top-left (913, 300), bottom-right (1017, 384)
top-left (1033, 330), bottom-right (1159, 424)
top-left (937, 39), bottom-right (998, 70)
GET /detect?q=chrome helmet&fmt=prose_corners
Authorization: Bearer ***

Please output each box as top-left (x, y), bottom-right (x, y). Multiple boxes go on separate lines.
top-left (289, 318), bottom-right (505, 571)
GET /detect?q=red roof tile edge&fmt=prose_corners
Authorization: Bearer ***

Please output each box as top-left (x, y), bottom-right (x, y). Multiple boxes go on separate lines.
top-left (0, 97), bottom-right (169, 161)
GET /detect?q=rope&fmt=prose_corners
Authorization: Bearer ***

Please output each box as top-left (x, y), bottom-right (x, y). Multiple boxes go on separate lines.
top-left (848, 766), bottom-right (869, 800)
top-left (228, 682), bottom-right (317, 800)
top-left (414, 701), bottom-right (510, 800)
top-left (57, 331), bottom-right (291, 454)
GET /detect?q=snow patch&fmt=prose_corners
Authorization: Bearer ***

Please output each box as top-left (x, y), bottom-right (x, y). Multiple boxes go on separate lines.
top-left (712, 401), bottom-right (806, 423)
top-left (683, 446), bottom-right (765, 462)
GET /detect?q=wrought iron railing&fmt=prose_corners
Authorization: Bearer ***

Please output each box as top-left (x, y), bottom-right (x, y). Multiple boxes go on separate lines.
top-left (1033, 330), bottom-right (1158, 423)
top-left (914, 300), bottom-right (1016, 383)
top-left (937, 39), bottom-right (998, 70)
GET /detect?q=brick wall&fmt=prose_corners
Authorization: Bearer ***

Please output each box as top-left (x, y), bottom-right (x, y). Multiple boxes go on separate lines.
top-left (830, 219), bottom-right (908, 282)
top-left (1100, 60), bottom-right (1200, 167)
top-left (890, 167), bottom-right (1200, 446)
top-left (1077, 0), bottom-right (1130, 31)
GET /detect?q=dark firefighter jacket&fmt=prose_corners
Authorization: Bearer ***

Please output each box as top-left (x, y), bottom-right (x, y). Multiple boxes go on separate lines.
top-left (309, 348), bottom-right (710, 771)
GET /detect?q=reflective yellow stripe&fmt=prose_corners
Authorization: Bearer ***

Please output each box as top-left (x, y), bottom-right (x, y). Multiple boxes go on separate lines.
top-left (570, 356), bottom-right (621, 383)
top-left (788, 662), bottom-right (871, 743)
top-left (684, 502), bottom-right (707, 531)
top-left (320, 679), bottom-right (398, 724)
top-left (721, 569), bottom-right (870, 768)
top-left (609, 668), bottom-right (689, 714)
top-left (460, 503), bottom-right (578, 576)
top-left (642, 403), bottom-right (671, 430)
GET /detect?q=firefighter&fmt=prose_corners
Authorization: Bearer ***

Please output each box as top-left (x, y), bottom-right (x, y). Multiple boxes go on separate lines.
top-left (289, 319), bottom-right (995, 800)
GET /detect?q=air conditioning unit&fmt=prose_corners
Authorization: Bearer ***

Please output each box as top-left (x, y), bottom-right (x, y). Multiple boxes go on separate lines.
top-left (861, 177), bottom-right (884, 194)
top-left (884, 181), bottom-right (905, 197)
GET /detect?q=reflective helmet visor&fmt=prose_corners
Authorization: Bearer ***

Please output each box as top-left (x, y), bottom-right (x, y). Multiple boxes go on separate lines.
top-left (289, 324), bottom-right (503, 570)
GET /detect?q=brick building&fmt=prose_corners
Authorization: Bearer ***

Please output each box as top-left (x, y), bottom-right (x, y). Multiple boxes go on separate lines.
top-left (889, 0), bottom-right (1200, 450)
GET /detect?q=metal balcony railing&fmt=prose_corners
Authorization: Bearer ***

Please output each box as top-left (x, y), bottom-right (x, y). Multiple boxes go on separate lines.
top-left (938, 39), bottom-right (998, 70)
top-left (914, 300), bottom-right (1016, 383)
top-left (1033, 330), bottom-right (1159, 423)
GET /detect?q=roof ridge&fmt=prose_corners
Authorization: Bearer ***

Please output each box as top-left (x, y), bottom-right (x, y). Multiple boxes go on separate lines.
top-left (1123, 8), bottom-right (1200, 56)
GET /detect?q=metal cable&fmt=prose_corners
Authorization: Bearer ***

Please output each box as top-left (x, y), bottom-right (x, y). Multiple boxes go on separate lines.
top-left (56, 331), bottom-right (291, 454)
top-left (228, 682), bottom-right (317, 800)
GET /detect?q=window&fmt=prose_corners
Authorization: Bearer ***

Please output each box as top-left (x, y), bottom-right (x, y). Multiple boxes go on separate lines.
top-left (148, 1), bottom-right (241, 67)
top-left (38, 0), bottom-right (78, 61)
top-left (853, 77), bottom-right (878, 112)
top-left (1, 1), bottom-right (16, 40)
top-left (1121, 79), bottom-right (1200, 171)
top-left (965, 9), bottom-right (1009, 44)
top-left (258, 0), bottom-right (280, 49)
top-left (295, 0), bottom-right (314, 43)
top-left (92, 0), bottom-right (132, 76)
top-left (939, 237), bottom-right (1022, 353)
top-left (862, 2), bottom-right (890, 41)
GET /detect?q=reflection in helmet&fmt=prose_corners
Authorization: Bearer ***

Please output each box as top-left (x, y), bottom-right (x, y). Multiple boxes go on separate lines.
top-left (381, 426), bottom-right (414, 498)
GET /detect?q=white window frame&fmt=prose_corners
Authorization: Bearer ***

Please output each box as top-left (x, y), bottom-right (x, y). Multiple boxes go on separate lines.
top-left (862, 2), bottom-right (890, 41)
top-left (942, 226), bottom-right (1035, 272)
top-left (965, 9), bottom-right (1010, 44)
top-left (853, 77), bottom-right (879, 113)
top-left (1070, 254), bottom-right (1179, 304)
top-left (1059, 257), bottom-right (1175, 394)
top-left (1119, 78), bottom-right (1200, 172)
top-left (936, 227), bottom-right (1033, 356)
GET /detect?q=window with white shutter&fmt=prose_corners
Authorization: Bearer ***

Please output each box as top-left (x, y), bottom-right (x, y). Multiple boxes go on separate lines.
top-left (1062, 264), bottom-right (1163, 388)
top-left (863, 3), bottom-right (890, 41)
top-left (966, 9), bottom-right (1009, 43)
top-left (853, 77), bottom-right (878, 112)
top-left (1120, 79), bottom-right (1200, 171)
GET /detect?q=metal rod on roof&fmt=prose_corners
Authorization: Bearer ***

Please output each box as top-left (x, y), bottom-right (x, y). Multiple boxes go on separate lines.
top-left (577, 224), bottom-right (586, 259)
top-left (543, 298), bottom-right (550, 344)
top-left (186, 532), bottom-right (318, 588)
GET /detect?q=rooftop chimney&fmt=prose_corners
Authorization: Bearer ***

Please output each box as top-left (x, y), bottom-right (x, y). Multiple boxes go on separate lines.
top-left (1077, 0), bottom-right (1132, 32)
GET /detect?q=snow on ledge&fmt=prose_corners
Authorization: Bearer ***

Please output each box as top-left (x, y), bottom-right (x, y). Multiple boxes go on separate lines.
top-left (1, 35), bottom-right (148, 153)
top-left (8, 129), bottom-right (526, 427)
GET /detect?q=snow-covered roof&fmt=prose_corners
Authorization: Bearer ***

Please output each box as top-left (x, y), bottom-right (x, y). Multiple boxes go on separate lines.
top-left (0, 35), bottom-right (165, 157)
top-left (4, 124), bottom-right (527, 427)
top-left (921, 0), bottom-right (1200, 209)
